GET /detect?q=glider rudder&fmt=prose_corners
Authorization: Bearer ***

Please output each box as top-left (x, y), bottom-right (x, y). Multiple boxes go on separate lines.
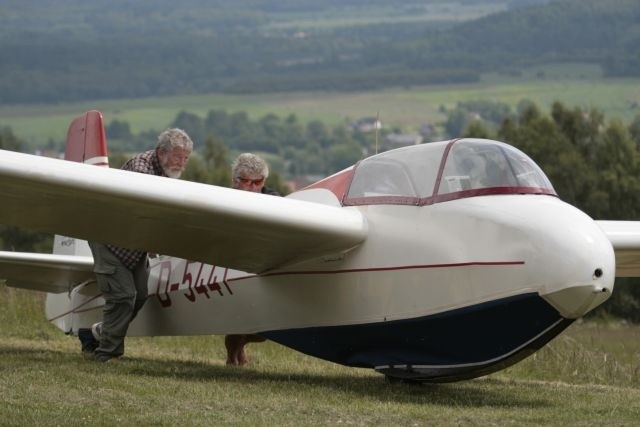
top-left (64, 110), bottom-right (109, 166)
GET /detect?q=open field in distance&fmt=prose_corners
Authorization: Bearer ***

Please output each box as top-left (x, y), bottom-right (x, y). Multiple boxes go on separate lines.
top-left (265, 1), bottom-right (507, 30)
top-left (1, 72), bottom-right (639, 149)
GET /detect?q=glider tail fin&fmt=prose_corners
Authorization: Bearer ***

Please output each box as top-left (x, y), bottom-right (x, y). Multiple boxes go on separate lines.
top-left (64, 110), bottom-right (109, 166)
top-left (46, 110), bottom-right (108, 334)
top-left (53, 109), bottom-right (109, 258)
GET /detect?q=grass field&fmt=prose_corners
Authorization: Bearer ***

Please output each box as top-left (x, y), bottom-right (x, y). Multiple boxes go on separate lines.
top-left (265, 2), bottom-right (506, 30)
top-left (1, 73), bottom-right (639, 149)
top-left (1, 284), bottom-right (640, 425)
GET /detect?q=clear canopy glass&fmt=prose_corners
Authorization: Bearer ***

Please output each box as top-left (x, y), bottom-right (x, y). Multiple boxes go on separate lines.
top-left (345, 139), bottom-right (555, 206)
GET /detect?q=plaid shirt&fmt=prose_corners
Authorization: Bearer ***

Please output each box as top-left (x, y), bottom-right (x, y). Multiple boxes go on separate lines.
top-left (107, 150), bottom-right (168, 269)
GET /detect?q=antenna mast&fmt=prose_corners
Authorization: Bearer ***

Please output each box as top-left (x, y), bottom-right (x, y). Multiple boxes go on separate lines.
top-left (375, 111), bottom-right (380, 154)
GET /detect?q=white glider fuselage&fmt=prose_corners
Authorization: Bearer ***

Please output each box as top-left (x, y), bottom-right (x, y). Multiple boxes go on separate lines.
top-left (122, 186), bottom-right (614, 381)
top-left (137, 193), bottom-right (613, 336)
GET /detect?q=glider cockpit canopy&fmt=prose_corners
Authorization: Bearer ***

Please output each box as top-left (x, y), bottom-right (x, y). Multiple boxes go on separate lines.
top-left (314, 139), bottom-right (556, 206)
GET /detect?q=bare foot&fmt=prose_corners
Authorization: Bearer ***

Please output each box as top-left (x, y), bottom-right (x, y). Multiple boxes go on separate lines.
top-left (225, 334), bottom-right (248, 366)
top-left (237, 346), bottom-right (248, 366)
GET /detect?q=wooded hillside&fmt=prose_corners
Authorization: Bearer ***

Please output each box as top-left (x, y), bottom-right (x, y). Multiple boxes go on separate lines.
top-left (1, 0), bottom-right (636, 104)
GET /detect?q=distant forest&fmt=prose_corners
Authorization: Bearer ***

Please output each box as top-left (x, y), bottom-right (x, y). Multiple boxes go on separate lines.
top-left (1, 0), bottom-right (638, 104)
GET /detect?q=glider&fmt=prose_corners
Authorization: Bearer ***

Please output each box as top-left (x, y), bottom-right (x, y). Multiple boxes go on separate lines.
top-left (1, 110), bottom-right (639, 382)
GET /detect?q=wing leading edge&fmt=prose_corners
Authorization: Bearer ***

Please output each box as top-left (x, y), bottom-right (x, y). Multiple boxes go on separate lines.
top-left (0, 149), bottom-right (367, 274)
top-left (596, 220), bottom-right (640, 277)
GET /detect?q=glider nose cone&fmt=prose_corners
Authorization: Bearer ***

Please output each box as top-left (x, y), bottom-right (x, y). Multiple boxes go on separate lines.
top-left (536, 203), bottom-right (616, 319)
top-left (542, 265), bottom-right (613, 319)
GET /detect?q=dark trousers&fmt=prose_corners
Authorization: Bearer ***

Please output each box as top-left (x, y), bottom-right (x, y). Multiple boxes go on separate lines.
top-left (89, 242), bottom-right (148, 358)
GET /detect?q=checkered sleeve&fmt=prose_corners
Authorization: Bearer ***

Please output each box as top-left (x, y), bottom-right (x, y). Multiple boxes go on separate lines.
top-left (122, 150), bottom-right (163, 175)
top-left (105, 150), bottom-right (165, 269)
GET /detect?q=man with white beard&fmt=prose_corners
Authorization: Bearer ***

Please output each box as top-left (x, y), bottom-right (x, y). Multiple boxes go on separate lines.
top-left (84, 128), bottom-right (193, 362)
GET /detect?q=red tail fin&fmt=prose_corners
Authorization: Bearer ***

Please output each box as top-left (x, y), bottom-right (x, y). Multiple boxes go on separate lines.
top-left (65, 110), bottom-right (109, 166)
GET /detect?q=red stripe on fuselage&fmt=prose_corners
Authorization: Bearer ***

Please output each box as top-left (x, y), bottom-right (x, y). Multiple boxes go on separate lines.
top-left (256, 261), bottom-right (525, 278)
top-left (50, 261), bottom-right (525, 319)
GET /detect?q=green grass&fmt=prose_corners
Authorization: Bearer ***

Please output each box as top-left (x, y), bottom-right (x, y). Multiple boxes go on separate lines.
top-left (265, 2), bottom-right (506, 30)
top-left (2, 72), bottom-right (639, 149)
top-left (1, 284), bottom-right (640, 425)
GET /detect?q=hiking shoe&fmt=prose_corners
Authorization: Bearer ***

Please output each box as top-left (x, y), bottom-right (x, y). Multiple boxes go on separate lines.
top-left (91, 322), bottom-right (103, 341)
top-left (85, 351), bottom-right (115, 363)
top-left (95, 353), bottom-right (114, 363)
top-left (78, 328), bottom-right (99, 353)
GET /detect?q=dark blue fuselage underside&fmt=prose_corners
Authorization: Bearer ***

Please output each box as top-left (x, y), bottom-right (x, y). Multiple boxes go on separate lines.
top-left (262, 292), bottom-right (572, 382)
